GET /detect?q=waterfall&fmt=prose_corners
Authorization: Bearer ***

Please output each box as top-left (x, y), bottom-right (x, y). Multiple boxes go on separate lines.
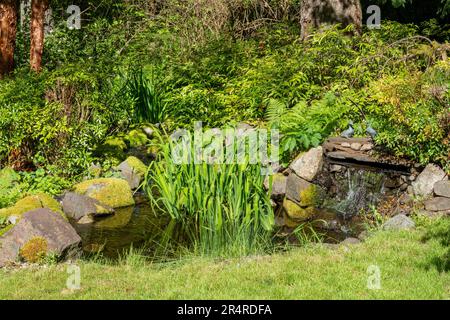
top-left (332, 168), bottom-right (386, 219)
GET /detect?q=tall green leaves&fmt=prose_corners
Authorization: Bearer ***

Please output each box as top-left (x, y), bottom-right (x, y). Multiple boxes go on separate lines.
top-left (145, 132), bottom-right (274, 257)
top-left (126, 68), bottom-right (167, 124)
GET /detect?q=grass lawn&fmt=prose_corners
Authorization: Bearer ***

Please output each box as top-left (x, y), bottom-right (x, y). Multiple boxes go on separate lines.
top-left (0, 228), bottom-right (449, 300)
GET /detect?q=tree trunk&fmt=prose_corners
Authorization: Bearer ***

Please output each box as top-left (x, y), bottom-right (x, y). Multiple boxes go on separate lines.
top-left (0, 0), bottom-right (18, 78)
top-left (300, 0), bottom-right (362, 40)
top-left (30, 0), bottom-right (48, 72)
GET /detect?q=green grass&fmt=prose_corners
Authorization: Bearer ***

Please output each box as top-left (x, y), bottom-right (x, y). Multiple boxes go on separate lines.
top-left (1, 229), bottom-right (449, 300)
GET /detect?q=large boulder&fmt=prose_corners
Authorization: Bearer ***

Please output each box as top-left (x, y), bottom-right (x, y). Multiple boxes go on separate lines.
top-left (263, 173), bottom-right (287, 200)
top-left (116, 156), bottom-right (147, 190)
top-left (0, 194), bottom-right (64, 223)
top-left (285, 173), bottom-right (324, 207)
top-left (0, 209), bottom-right (81, 267)
top-left (73, 178), bottom-right (135, 209)
top-left (424, 197), bottom-right (450, 212)
top-left (62, 192), bottom-right (114, 221)
top-left (412, 164), bottom-right (447, 197)
top-left (434, 180), bottom-right (450, 198)
top-left (288, 147), bottom-right (323, 182)
top-left (382, 214), bottom-right (415, 231)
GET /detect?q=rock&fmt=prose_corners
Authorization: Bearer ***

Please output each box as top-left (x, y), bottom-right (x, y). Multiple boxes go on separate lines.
top-left (77, 215), bottom-right (95, 225)
top-left (125, 129), bottom-right (149, 148)
top-left (142, 127), bottom-right (154, 139)
top-left (341, 142), bottom-right (351, 148)
top-left (384, 177), bottom-right (402, 189)
top-left (417, 209), bottom-right (449, 219)
top-left (285, 174), bottom-right (324, 207)
top-left (399, 192), bottom-right (414, 206)
top-left (434, 180), bottom-right (450, 198)
top-left (412, 164), bottom-right (447, 197)
top-left (94, 137), bottom-right (127, 163)
top-left (289, 147), bottom-right (323, 182)
top-left (360, 143), bottom-right (373, 152)
top-left (350, 143), bottom-right (362, 151)
top-left (73, 178), bottom-right (135, 209)
top-left (116, 156), bottom-right (147, 190)
top-left (358, 231), bottom-right (371, 241)
top-left (382, 214), bottom-right (415, 231)
top-left (330, 164), bottom-right (344, 173)
top-left (282, 199), bottom-right (316, 222)
top-left (87, 163), bottom-right (102, 178)
top-left (94, 206), bottom-right (133, 229)
top-left (0, 194), bottom-right (65, 223)
top-left (341, 238), bottom-right (361, 245)
top-left (424, 197), bottom-right (450, 212)
top-left (62, 192), bottom-right (114, 220)
top-left (264, 173), bottom-right (287, 200)
top-left (0, 209), bottom-right (81, 267)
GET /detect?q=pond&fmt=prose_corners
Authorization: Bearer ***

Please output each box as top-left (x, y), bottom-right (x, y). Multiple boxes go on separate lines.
top-left (71, 199), bottom-right (171, 259)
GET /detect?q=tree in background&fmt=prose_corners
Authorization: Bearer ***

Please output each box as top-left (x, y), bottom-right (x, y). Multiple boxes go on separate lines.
top-left (0, 0), bottom-right (18, 78)
top-left (30, 0), bottom-right (48, 72)
top-left (300, 0), bottom-right (363, 40)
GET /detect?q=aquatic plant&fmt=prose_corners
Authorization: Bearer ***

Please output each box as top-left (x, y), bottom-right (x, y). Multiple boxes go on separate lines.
top-left (145, 132), bottom-right (274, 257)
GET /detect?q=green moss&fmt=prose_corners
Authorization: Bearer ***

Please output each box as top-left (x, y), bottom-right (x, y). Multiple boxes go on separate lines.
top-left (0, 194), bottom-right (65, 221)
top-left (95, 137), bottom-right (127, 163)
top-left (73, 178), bottom-right (135, 208)
top-left (19, 237), bottom-right (48, 263)
top-left (125, 130), bottom-right (149, 148)
top-left (298, 184), bottom-right (325, 207)
top-left (0, 225), bottom-right (13, 237)
top-left (124, 156), bottom-right (147, 176)
top-left (283, 199), bottom-right (316, 222)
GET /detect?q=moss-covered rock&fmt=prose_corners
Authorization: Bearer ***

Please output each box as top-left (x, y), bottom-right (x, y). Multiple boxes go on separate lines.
top-left (19, 237), bottom-right (48, 263)
top-left (298, 184), bottom-right (325, 207)
top-left (73, 178), bottom-right (135, 208)
top-left (125, 129), bottom-right (149, 148)
top-left (94, 137), bottom-right (128, 163)
top-left (283, 199), bottom-right (316, 222)
top-left (0, 194), bottom-right (65, 222)
top-left (116, 156), bottom-right (148, 189)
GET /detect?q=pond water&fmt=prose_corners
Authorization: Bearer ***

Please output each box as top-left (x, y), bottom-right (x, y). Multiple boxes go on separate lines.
top-left (71, 201), bottom-right (170, 259)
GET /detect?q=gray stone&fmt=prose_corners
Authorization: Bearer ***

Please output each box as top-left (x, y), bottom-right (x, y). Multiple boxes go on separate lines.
top-left (434, 180), bottom-right (450, 198)
top-left (117, 158), bottom-right (146, 190)
top-left (62, 192), bottom-right (114, 220)
top-left (142, 127), bottom-right (154, 139)
top-left (285, 173), bottom-right (312, 205)
top-left (424, 197), bottom-right (450, 212)
top-left (289, 147), bottom-right (323, 182)
top-left (382, 214), bottom-right (415, 231)
top-left (341, 237), bottom-right (361, 245)
top-left (330, 164), bottom-right (344, 173)
top-left (263, 173), bottom-right (287, 200)
top-left (360, 143), bottom-right (373, 152)
top-left (412, 164), bottom-right (447, 197)
top-left (0, 209), bottom-right (81, 267)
